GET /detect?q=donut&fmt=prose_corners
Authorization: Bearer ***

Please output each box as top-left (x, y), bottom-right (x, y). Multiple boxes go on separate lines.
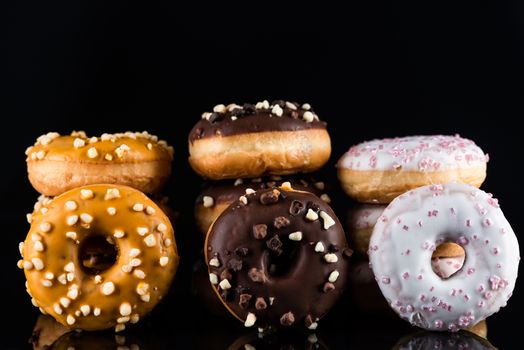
top-left (18, 184), bottom-right (179, 331)
top-left (369, 183), bottom-right (519, 331)
top-left (393, 330), bottom-right (495, 350)
top-left (205, 184), bottom-right (351, 329)
top-left (196, 176), bottom-right (331, 235)
top-left (337, 135), bottom-right (488, 203)
top-left (347, 204), bottom-right (387, 257)
top-left (26, 131), bottom-right (174, 196)
top-left (188, 101), bottom-right (331, 180)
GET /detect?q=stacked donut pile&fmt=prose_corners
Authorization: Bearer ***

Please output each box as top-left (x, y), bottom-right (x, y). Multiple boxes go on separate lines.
top-left (17, 131), bottom-right (180, 332)
top-left (337, 135), bottom-right (519, 332)
top-left (188, 101), bottom-right (352, 330)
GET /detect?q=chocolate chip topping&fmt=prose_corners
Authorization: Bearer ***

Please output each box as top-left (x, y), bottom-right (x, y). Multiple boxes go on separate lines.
top-left (280, 312), bottom-right (296, 326)
top-left (205, 188), bottom-right (349, 329)
top-left (255, 297), bottom-right (267, 310)
top-left (253, 224), bottom-right (268, 240)
top-left (239, 294), bottom-right (252, 309)
top-left (266, 234), bottom-right (283, 255)
top-left (274, 216), bottom-right (291, 229)
top-left (289, 200), bottom-right (305, 216)
top-left (260, 189), bottom-right (280, 205)
top-left (189, 101), bottom-right (326, 143)
top-left (323, 282), bottom-right (335, 293)
top-left (227, 258), bottom-right (243, 272)
top-left (248, 268), bottom-right (267, 283)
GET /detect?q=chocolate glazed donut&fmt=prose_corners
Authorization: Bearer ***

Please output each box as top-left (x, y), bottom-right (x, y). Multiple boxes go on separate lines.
top-left (205, 185), bottom-right (351, 329)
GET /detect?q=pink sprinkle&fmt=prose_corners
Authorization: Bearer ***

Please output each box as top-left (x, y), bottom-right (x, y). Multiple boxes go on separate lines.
top-left (478, 284), bottom-right (485, 292)
top-left (406, 304), bottom-right (414, 313)
top-left (451, 289), bottom-right (457, 296)
top-left (405, 249), bottom-right (411, 255)
top-left (429, 184), bottom-right (444, 192)
top-left (369, 155), bottom-right (377, 168)
top-left (478, 300), bottom-right (484, 308)
top-left (402, 225), bottom-right (409, 231)
top-left (485, 239), bottom-right (490, 245)
top-left (447, 305), bottom-right (453, 312)
top-left (430, 286), bottom-right (435, 292)
top-left (434, 320), bottom-right (443, 329)
top-left (484, 292), bottom-right (492, 300)
top-left (488, 198), bottom-right (500, 208)
top-left (476, 203), bottom-right (487, 216)
top-left (450, 207), bottom-right (456, 215)
top-left (428, 210), bottom-right (439, 217)
top-left (497, 263), bottom-right (502, 269)
top-left (492, 247), bottom-right (499, 255)
top-left (466, 219), bottom-right (472, 227)
top-left (458, 316), bottom-right (471, 327)
top-left (417, 274), bottom-right (423, 280)
top-left (396, 217), bottom-right (402, 224)
top-left (472, 234), bottom-right (478, 240)
top-left (402, 272), bottom-right (410, 279)
top-left (484, 218), bottom-right (492, 226)
top-left (420, 294), bottom-right (426, 301)
top-left (380, 215), bottom-right (388, 222)
top-left (418, 220), bottom-right (423, 227)
top-left (464, 294), bottom-right (470, 301)
top-left (382, 277), bottom-right (391, 284)
top-left (467, 268), bottom-right (475, 275)
top-left (457, 236), bottom-right (469, 245)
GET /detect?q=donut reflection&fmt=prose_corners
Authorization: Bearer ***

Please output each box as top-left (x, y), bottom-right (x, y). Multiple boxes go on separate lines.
top-left (228, 330), bottom-right (329, 350)
top-left (393, 329), bottom-right (496, 350)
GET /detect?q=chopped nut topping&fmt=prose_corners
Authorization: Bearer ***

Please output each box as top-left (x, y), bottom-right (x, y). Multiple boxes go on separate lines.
top-left (203, 196), bottom-right (214, 208)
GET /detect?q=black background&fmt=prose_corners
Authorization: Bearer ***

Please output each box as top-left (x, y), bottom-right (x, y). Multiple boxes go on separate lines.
top-left (3, 1), bottom-right (523, 349)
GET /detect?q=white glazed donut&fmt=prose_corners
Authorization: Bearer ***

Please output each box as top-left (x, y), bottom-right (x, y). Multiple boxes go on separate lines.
top-left (337, 135), bottom-right (488, 203)
top-left (369, 183), bottom-right (520, 332)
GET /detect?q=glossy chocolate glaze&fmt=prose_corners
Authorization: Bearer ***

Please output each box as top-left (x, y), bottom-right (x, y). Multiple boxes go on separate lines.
top-left (189, 101), bottom-right (326, 143)
top-left (196, 176), bottom-right (329, 206)
top-left (205, 187), bottom-right (350, 329)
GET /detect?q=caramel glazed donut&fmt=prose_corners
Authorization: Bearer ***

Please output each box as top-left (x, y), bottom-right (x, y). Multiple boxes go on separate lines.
top-left (188, 100), bottom-right (331, 180)
top-left (195, 176), bottom-right (331, 235)
top-left (17, 184), bottom-right (179, 332)
top-left (205, 184), bottom-right (351, 330)
top-left (337, 135), bottom-right (488, 203)
top-left (26, 131), bottom-right (174, 196)
top-left (369, 183), bottom-right (519, 332)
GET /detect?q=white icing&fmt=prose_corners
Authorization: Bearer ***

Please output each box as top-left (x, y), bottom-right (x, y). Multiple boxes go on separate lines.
top-left (369, 183), bottom-right (519, 331)
top-left (338, 135), bottom-right (487, 171)
top-left (348, 204), bottom-right (387, 229)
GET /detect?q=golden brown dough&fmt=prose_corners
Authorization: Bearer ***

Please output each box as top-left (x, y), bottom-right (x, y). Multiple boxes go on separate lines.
top-left (26, 131), bottom-right (173, 196)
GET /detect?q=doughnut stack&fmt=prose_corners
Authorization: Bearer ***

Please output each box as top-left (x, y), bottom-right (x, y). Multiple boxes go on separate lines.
top-left (17, 131), bottom-right (179, 332)
top-left (337, 135), bottom-right (520, 332)
top-left (188, 101), bottom-right (351, 330)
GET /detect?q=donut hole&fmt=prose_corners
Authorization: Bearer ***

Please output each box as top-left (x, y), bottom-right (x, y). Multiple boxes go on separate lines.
top-left (431, 242), bottom-right (466, 279)
top-left (79, 236), bottom-right (118, 274)
top-left (265, 240), bottom-right (300, 278)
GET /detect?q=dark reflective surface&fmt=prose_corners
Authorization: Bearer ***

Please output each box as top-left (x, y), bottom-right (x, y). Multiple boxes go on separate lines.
top-left (27, 314), bottom-right (496, 350)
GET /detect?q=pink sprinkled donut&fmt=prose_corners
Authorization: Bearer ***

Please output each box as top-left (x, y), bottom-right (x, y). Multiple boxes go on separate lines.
top-left (369, 183), bottom-right (520, 332)
top-left (337, 135), bottom-right (488, 203)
